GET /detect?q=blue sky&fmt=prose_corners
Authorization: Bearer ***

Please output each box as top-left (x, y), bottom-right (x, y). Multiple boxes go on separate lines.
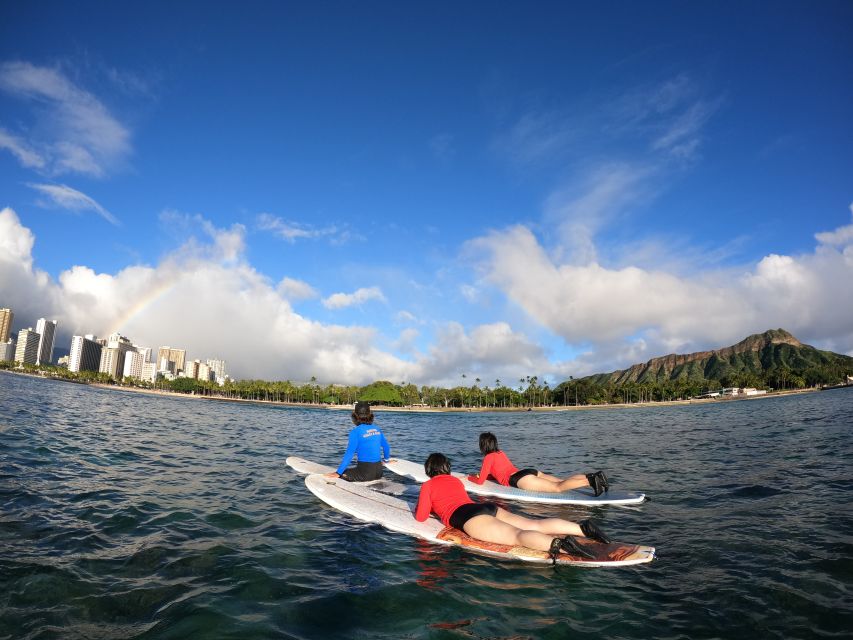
top-left (1, 1), bottom-right (852, 384)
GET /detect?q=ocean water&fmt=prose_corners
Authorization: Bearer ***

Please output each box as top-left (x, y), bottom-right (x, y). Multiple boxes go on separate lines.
top-left (1, 372), bottom-right (851, 639)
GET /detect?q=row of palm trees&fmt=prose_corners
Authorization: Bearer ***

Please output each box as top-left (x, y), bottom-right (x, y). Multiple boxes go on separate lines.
top-left (4, 359), bottom-right (847, 408)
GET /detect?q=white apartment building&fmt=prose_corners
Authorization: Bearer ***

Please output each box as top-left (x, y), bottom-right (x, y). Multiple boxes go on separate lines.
top-left (99, 334), bottom-right (135, 379)
top-left (122, 350), bottom-right (147, 379)
top-left (0, 340), bottom-right (15, 362)
top-left (35, 318), bottom-right (57, 365)
top-left (141, 362), bottom-right (158, 383)
top-left (206, 358), bottom-right (227, 382)
top-left (198, 362), bottom-right (212, 382)
top-left (133, 346), bottom-right (153, 364)
top-left (187, 359), bottom-right (201, 379)
top-left (14, 328), bottom-right (40, 365)
top-left (69, 335), bottom-right (103, 372)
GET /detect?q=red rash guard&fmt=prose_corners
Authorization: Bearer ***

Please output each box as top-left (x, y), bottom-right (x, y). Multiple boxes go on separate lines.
top-left (470, 451), bottom-right (518, 486)
top-left (415, 474), bottom-right (474, 527)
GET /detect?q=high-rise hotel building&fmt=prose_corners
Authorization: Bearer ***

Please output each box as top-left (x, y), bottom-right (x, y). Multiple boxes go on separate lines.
top-left (69, 335), bottom-right (103, 373)
top-left (206, 358), bottom-right (227, 382)
top-left (99, 333), bottom-right (135, 379)
top-left (122, 347), bottom-right (152, 380)
top-left (0, 308), bottom-right (13, 343)
top-left (35, 318), bottom-right (57, 365)
top-left (157, 347), bottom-right (186, 374)
top-left (0, 340), bottom-right (15, 362)
top-left (14, 328), bottom-right (41, 365)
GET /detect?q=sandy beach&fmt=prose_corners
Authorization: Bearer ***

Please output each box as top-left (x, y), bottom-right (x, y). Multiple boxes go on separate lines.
top-left (1, 369), bottom-right (820, 413)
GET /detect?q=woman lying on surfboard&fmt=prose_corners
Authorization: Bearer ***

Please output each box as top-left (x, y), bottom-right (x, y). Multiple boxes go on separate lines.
top-left (415, 453), bottom-right (609, 560)
top-left (469, 432), bottom-right (610, 496)
top-left (325, 401), bottom-right (390, 482)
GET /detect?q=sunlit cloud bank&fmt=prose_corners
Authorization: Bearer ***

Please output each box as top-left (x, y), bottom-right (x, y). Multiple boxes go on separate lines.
top-left (468, 204), bottom-right (853, 374)
top-left (0, 207), bottom-right (547, 386)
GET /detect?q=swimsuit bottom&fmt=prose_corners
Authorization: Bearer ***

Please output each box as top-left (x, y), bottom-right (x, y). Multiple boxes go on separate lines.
top-left (508, 468), bottom-right (538, 488)
top-left (449, 502), bottom-right (498, 530)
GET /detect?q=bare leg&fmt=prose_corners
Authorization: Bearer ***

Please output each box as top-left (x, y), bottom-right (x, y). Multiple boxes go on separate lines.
top-left (517, 472), bottom-right (589, 493)
top-left (462, 513), bottom-right (562, 553)
top-left (494, 507), bottom-right (583, 537)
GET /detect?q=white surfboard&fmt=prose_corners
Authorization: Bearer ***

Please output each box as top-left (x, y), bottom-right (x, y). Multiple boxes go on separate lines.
top-left (286, 456), bottom-right (337, 475)
top-left (286, 456), bottom-right (412, 495)
top-left (385, 458), bottom-right (646, 505)
top-left (304, 473), bottom-right (655, 567)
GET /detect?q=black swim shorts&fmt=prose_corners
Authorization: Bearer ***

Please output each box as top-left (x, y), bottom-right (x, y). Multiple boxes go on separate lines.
top-left (341, 461), bottom-right (383, 482)
top-left (449, 502), bottom-right (498, 530)
top-left (508, 468), bottom-right (538, 488)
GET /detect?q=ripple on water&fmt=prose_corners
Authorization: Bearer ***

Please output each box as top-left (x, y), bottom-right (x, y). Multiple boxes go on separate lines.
top-left (1, 373), bottom-right (852, 639)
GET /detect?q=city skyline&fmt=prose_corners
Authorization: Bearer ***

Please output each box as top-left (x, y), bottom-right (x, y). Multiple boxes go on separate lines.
top-left (0, 304), bottom-right (228, 384)
top-left (1, 2), bottom-right (852, 386)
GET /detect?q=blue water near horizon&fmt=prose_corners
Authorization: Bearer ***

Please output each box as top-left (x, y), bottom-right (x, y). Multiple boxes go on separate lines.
top-left (1, 372), bottom-right (851, 639)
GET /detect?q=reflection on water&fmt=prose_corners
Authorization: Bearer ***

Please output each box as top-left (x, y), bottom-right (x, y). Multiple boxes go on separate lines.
top-left (1, 372), bottom-right (851, 639)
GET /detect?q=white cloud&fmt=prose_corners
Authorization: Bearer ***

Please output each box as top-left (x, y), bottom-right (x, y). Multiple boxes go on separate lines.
top-left (322, 286), bottom-right (386, 310)
top-left (651, 99), bottom-right (721, 160)
top-left (0, 207), bottom-right (35, 265)
top-left (395, 310), bottom-right (418, 323)
top-left (468, 207), bottom-right (853, 368)
top-left (28, 183), bottom-right (119, 225)
top-left (393, 327), bottom-right (420, 354)
top-left (459, 284), bottom-right (479, 303)
top-left (0, 61), bottom-right (132, 177)
top-left (0, 127), bottom-right (45, 168)
top-left (405, 321), bottom-right (553, 387)
top-left (814, 203), bottom-right (853, 246)
top-left (543, 163), bottom-right (655, 264)
top-left (493, 109), bottom-right (578, 166)
top-left (277, 277), bottom-right (318, 301)
top-left (1, 208), bottom-right (556, 386)
top-left (256, 212), bottom-right (354, 244)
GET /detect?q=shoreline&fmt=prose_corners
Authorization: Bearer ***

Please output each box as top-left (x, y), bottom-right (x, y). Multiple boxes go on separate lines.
top-left (0, 368), bottom-right (827, 413)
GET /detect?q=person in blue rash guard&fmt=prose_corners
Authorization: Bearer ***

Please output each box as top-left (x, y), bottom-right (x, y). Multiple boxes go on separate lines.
top-left (325, 401), bottom-right (390, 482)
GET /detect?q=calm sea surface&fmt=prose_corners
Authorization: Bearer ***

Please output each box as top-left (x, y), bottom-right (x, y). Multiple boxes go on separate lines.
top-left (1, 372), bottom-right (851, 639)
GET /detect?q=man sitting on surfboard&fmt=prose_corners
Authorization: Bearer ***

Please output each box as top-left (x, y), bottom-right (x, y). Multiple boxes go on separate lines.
top-left (469, 432), bottom-right (610, 496)
top-left (325, 401), bottom-right (390, 482)
top-left (415, 453), bottom-right (610, 560)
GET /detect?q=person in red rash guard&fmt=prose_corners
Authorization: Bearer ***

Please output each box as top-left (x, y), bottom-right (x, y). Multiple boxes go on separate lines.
top-left (468, 432), bottom-right (610, 496)
top-left (415, 452), bottom-right (610, 560)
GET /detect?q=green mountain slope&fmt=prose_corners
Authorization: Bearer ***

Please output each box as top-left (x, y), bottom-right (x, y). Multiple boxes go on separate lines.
top-left (582, 329), bottom-right (853, 386)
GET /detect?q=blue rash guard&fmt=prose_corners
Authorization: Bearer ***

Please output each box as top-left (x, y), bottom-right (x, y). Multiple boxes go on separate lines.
top-left (336, 423), bottom-right (390, 475)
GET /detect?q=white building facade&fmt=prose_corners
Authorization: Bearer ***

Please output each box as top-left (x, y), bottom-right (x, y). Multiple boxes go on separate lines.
top-left (0, 340), bottom-right (15, 362)
top-left (206, 358), bottom-right (227, 384)
top-left (122, 350), bottom-right (147, 379)
top-left (35, 318), bottom-right (57, 365)
top-left (14, 328), bottom-right (40, 365)
top-left (99, 334), bottom-right (135, 379)
top-left (69, 335), bottom-right (103, 372)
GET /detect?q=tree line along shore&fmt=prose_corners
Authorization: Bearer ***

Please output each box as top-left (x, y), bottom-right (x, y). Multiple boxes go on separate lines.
top-left (2, 359), bottom-right (849, 410)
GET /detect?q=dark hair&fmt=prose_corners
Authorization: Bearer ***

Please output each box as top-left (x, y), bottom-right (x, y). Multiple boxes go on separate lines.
top-left (479, 432), bottom-right (499, 454)
top-left (352, 401), bottom-right (374, 425)
top-left (424, 453), bottom-right (451, 477)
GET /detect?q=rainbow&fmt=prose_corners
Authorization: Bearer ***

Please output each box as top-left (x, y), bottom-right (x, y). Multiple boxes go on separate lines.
top-left (106, 280), bottom-right (176, 336)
